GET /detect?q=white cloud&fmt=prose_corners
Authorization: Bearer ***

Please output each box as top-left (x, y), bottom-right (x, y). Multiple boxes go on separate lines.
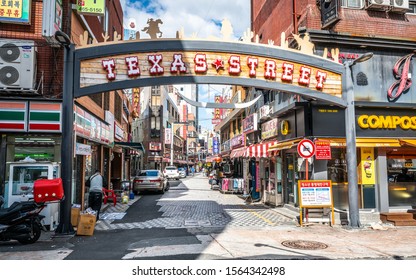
top-left (120, 0), bottom-right (249, 130)
top-left (121, 0), bottom-right (250, 40)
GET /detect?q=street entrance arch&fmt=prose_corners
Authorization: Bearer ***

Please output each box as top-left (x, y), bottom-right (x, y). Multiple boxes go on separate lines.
top-left (57, 36), bottom-right (347, 233)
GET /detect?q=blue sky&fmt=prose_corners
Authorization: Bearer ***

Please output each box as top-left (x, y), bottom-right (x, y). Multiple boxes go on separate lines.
top-left (120, 0), bottom-right (250, 130)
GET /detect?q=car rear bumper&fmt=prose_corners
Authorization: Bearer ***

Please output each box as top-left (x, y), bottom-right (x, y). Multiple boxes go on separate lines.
top-left (133, 183), bottom-right (164, 191)
top-left (165, 175), bottom-right (180, 179)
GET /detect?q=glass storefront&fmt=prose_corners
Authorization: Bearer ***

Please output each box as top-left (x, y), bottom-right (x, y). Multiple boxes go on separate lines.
top-left (387, 156), bottom-right (416, 207)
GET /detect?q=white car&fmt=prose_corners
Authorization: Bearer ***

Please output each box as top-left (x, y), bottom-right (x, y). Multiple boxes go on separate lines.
top-left (163, 166), bottom-right (180, 180)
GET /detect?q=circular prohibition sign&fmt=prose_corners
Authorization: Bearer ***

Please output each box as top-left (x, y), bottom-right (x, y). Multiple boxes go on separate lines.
top-left (297, 139), bottom-right (316, 159)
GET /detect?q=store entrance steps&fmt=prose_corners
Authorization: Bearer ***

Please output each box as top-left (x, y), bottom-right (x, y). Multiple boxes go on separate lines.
top-left (380, 212), bottom-right (416, 226)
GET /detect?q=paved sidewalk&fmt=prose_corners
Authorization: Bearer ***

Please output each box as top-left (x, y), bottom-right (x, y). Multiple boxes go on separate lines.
top-left (1, 173), bottom-right (415, 260)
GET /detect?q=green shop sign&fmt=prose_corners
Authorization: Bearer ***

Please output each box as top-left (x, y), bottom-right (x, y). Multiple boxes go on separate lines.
top-left (76, 0), bottom-right (105, 16)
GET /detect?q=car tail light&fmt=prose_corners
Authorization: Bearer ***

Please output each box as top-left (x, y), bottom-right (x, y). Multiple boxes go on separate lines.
top-left (150, 179), bottom-right (161, 183)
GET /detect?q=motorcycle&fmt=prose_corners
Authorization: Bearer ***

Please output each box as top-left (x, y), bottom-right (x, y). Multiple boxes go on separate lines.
top-left (0, 196), bottom-right (47, 244)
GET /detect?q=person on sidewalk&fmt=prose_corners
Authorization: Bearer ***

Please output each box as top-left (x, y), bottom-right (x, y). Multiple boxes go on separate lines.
top-left (86, 169), bottom-right (107, 221)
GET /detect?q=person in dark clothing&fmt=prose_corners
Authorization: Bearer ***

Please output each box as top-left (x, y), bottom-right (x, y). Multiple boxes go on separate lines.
top-left (86, 170), bottom-right (107, 221)
top-left (396, 168), bottom-right (411, 182)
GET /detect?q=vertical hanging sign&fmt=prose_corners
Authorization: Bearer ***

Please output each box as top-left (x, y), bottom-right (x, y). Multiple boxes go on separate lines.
top-left (360, 147), bottom-right (375, 185)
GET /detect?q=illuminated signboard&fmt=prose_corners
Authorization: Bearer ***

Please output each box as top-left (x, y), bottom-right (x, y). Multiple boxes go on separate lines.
top-left (0, 0), bottom-right (31, 25)
top-left (76, 0), bottom-right (105, 16)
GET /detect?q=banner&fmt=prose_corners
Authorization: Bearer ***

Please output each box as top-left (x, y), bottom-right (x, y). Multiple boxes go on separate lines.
top-left (360, 147), bottom-right (375, 185)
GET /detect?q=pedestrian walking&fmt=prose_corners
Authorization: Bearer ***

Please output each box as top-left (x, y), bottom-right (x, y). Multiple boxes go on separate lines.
top-left (86, 169), bottom-right (107, 221)
top-left (191, 166), bottom-right (195, 176)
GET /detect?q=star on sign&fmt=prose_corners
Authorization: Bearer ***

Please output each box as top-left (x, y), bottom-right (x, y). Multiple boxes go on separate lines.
top-left (212, 58), bottom-right (224, 71)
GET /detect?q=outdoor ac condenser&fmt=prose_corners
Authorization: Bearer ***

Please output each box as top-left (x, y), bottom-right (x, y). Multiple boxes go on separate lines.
top-left (0, 39), bottom-right (37, 90)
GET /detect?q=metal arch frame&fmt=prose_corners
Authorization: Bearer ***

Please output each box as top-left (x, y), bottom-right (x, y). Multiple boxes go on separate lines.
top-left (56, 39), bottom-right (348, 234)
top-left (73, 39), bottom-right (346, 107)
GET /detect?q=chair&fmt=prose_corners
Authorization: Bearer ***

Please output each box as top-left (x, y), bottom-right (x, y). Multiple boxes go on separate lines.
top-left (102, 188), bottom-right (117, 206)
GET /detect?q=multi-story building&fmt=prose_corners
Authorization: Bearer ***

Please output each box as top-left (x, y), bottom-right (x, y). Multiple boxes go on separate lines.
top-left (0, 1), bottom-right (130, 226)
top-left (247, 0), bottom-right (416, 222)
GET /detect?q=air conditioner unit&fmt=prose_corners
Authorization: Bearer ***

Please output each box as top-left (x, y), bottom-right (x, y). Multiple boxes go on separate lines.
top-left (0, 40), bottom-right (37, 90)
top-left (366, 0), bottom-right (391, 10)
top-left (391, 0), bottom-right (410, 13)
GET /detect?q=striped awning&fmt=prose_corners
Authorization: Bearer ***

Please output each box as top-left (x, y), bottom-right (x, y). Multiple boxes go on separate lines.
top-left (247, 140), bottom-right (278, 158)
top-left (230, 147), bottom-right (247, 158)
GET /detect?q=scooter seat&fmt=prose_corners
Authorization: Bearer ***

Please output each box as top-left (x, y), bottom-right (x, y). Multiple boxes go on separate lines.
top-left (0, 201), bottom-right (37, 222)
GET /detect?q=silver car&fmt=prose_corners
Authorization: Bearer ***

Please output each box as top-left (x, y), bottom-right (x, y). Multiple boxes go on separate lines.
top-left (133, 170), bottom-right (168, 194)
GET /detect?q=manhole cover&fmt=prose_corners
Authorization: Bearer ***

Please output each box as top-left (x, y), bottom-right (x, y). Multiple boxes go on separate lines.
top-left (281, 240), bottom-right (328, 250)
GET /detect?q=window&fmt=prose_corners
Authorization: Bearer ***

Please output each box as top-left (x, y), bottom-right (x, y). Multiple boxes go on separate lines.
top-left (409, 1), bottom-right (416, 13)
top-left (103, 7), bottom-right (109, 33)
top-left (90, 93), bottom-right (103, 107)
top-left (115, 93), bottom-right (122, 123)
top-left (341, 0), bottom-right (364, 8)
top-left (151, 95), bottom-right (161, 106)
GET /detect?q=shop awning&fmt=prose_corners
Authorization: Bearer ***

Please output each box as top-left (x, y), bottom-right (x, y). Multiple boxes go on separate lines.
top-left (230, 147), bottom-right (248, 159)
top-left (268, 139), bottom-right (300, 155)
top-left (400, 139), bottom-right (416, 147)
top-left (317, 138), bottom-right (401, 148)
top-left (114, 141), bottom-right (145, 152)
top-left (247, 140), bottom-right (278, 158)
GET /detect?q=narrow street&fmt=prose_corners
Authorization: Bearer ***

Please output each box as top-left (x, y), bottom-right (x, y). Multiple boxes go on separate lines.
top-left (1, 174), bottom-right (416, 260)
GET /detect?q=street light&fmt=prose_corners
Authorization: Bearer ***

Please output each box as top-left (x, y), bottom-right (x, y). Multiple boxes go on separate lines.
top-left (343, 52), bottom-right (373, 228)
top-left (54, 30), bottom-right (75, 235)
top-left (170, 122), bottom-right (188, 165)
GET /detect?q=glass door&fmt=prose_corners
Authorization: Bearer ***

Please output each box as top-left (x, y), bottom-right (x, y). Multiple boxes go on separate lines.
top-left (285, 154), bottom-right (296, 205)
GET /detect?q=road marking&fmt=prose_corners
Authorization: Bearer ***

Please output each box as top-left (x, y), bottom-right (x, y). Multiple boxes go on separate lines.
top-left (244, 207), bottom-right (276, 226)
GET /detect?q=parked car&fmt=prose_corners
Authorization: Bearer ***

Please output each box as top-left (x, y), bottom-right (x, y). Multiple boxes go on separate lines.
top-left (133, 170), bottom-right (168, 194)
top-left (178, 167), bottom-right (186, 178)
top-left (163, 165), bottom-right (180, 180)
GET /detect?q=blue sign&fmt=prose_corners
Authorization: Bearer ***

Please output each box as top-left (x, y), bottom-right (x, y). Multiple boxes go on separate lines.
top-left (213, 137), bottom-right (219, 155)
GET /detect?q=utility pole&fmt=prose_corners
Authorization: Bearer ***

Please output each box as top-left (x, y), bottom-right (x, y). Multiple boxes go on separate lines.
top-left (343, 52), bottom-right (373, 228)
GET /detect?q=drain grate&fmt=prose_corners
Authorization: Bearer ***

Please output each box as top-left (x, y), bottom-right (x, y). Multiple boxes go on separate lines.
top-left (281, 240), bottom-right (328, 250)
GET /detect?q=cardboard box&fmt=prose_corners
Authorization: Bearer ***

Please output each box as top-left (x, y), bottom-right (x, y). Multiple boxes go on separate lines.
top-left (76, 214), bottom-right (96, 236)
top-left (71, 208), bottom-right (81, 227)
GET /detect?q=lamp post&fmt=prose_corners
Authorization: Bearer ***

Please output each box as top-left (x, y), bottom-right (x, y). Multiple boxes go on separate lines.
top-left (170, 122), bottom-right (188, 165)
top-left (343, 52), bottom-right (373, 228)
top-left (54, 31), bottom-right (75, 235)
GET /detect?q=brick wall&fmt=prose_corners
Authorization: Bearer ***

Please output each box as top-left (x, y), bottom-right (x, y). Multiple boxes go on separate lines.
top-left (252, 0), bottom-right (416, 44)
top-left (0, 0), bottom-right (63, 98)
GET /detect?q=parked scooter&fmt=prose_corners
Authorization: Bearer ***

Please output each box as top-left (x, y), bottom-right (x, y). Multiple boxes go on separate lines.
top-left (0, 196), bottom-right (47, 244)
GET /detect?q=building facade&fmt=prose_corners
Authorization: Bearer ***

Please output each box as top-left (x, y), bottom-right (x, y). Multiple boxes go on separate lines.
top-left (248, 0), bottom-right (416, 221)
top-left (0, 1), bottom-right (132, 226)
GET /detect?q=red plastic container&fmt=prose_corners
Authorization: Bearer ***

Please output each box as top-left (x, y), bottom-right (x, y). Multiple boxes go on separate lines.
top-left (33, 178), bottom-right (64, 203)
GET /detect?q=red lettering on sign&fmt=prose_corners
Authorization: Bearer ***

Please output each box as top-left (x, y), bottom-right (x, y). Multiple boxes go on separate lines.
top-left (125, 56), bottom-right (140, 77)
top-left (148, 54), bottom-right (164, 75)
top-left (387, 54), bottom-right (414, 101)
top-left (102, 59), bottom-right (116, 80)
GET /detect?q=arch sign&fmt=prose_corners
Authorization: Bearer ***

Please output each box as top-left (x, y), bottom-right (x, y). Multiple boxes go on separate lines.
top-left (57, 35), bottom-right (347, 234)
top-left (73, 39), bottom-right (346, 106)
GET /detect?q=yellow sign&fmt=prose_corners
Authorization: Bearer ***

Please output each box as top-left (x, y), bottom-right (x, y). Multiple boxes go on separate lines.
top-left (358, 115), bottom-right (416, 130)
top-left (360, 147), bottom-right (375, 185)
top-left (76, 0), bottom-right (105, 16)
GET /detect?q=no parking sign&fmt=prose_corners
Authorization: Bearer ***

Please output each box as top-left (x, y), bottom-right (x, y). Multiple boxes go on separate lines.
top-left (297, 139), bottom-right (315, 159)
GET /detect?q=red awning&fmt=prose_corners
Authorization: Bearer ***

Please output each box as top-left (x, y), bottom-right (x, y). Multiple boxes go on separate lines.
top-left (247, 141), bottom-right (278, 158)
top-left (230, 147), bottom-right (247, 159)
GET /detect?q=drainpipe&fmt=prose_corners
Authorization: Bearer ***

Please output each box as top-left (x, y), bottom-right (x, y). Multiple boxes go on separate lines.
top-left (293, 0), bottom-right (298, 34)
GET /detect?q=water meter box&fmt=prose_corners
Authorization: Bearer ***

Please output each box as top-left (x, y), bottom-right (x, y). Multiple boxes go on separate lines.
top-left (33, 178), bottom-right (64, 203)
